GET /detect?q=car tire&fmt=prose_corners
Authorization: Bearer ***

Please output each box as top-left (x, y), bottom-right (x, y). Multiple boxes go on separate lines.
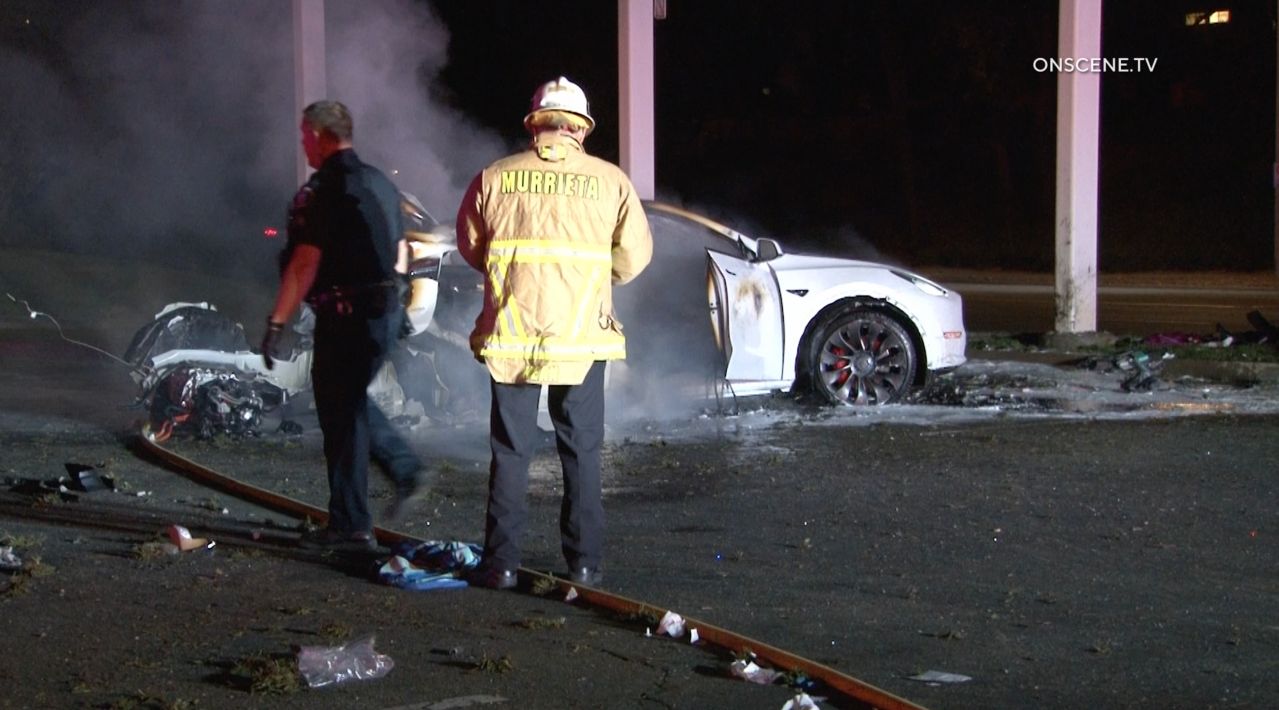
top-left (807, 308), bottom-right (917, 406)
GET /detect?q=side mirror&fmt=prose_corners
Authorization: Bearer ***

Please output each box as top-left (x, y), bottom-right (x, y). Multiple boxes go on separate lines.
top-left (754, 238), bottom-right (783, 263)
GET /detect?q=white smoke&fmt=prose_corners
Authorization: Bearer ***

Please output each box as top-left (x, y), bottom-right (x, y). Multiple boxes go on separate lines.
top-left (324, 0), bottom-right (510, 222)
top-left (0, 0), bottom-right (507, 271)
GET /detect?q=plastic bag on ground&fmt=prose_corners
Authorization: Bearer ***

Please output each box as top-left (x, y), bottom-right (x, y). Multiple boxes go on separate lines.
top-left (296, 635), bottom-right (394, 688)
top-left (657, 610), bottom-right (686, 637)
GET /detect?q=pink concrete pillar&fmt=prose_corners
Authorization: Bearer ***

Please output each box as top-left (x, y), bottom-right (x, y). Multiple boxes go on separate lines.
top-left (618, 0), bottom-right (656, 199)
top-left (1054, 0), bottom-right (1102, 333)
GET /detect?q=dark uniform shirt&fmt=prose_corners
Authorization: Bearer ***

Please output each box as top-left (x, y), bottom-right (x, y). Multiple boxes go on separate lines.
top-left (285, 148), bottom-right (403, 298)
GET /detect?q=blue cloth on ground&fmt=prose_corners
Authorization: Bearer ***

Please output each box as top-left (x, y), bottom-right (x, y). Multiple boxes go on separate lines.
top-left (376, 540), bottom-right (483, 591)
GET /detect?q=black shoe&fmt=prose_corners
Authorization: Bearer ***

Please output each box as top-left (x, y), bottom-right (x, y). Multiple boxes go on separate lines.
top-left (299, 527), bottom-right (377, 552)
top-left (466, 566), bottom-right (518, 590)
top-left (568, 567), bottom-right (603, 587)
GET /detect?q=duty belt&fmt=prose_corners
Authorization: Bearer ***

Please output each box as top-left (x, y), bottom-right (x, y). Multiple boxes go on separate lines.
top-left (307, 279), bottom-right (397, 316)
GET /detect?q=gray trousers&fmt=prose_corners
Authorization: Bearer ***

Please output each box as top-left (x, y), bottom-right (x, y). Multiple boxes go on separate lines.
top-left (483, 361), bottom-right (606, 572)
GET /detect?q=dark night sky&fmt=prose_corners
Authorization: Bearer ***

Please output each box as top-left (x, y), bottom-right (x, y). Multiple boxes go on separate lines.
top-left (1, 1), bottom-right (1275, 273)
top-left (430, 0), bottom-right (1277, 271)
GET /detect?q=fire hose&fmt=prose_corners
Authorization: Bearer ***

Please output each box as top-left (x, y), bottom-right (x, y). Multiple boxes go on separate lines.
top-left (136, 427), bottom-right (925, 710)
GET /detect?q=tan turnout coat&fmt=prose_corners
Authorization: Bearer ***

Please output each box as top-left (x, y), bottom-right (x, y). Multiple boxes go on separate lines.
top-left (456, 133), bottom-right (653, 385)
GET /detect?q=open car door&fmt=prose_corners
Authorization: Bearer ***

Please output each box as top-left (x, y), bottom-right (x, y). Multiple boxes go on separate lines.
top-left (706, 251), bottom-right (785, 381)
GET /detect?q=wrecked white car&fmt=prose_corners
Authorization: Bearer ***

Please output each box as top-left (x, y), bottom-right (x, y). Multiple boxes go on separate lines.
top-left (127, 199), bottom-right (966, 439)
top-left (647, 203), bottom-right (965, 405)
top-left (125, 194), bottom-right (455, 440)
top-left (431, 202), bottom-right (967, 409)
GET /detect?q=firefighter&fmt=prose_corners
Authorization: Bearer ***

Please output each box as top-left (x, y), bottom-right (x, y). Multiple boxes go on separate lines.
top-left (456, 77), bottom-right (653, 589)
top-left (261, 100), bottom-right (423, 551)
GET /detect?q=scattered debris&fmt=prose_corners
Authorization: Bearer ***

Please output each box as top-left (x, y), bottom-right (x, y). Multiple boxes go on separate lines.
top-left (104, 690), bottom-right (201, 709)
top-left (166, 524), bottom-right (213, 552)
top-left (731, 655), bottom-right (784, 685)
top-left (4, 464), bottom-right (137, 504)
top-left (563, 586), bottom-right (579, 602)
top-left (516, 616), bottom-right (566, 631)
top-left (619, 607), bottom-right (663, 627)
top-left (183, 496), bottom-right (229, 514)
top-left (232, 652), bottom-right (304, 695)
top-left (1113, 350), bottom-right (1165, 392)
top-left (132, 541), bottom-right (180, 560)
top-left (1079, 350), bottom-right (1170, 392)
top-left (0, 546), bottom-right (22, 572)
top-left (296, 635), bottom-right (394, 688)
top-left (689, 628), bottom-right (700, 644)
top-left (317, 622), bottom-right (353, 642)
top-left (471, 654), bottom-right (514, 674)
top-left (781, 692), bottom-right (822, 710)
top-left (529, 575), bottom-right (558, 596)
top-left (63, 463), bottom-right (114, 492)
top-left (657, 610), bottom-right (686, 638)
top-left (125, 303), bottom-right (290, 442)
top-left (145, 365), bottom-right (281, 442)
top-left (909, 670), bottom-right (972, 684)
top-left (1245, 309), bottom-right (1279, 345)
top-left (0, 554), bottom-right (54, 598)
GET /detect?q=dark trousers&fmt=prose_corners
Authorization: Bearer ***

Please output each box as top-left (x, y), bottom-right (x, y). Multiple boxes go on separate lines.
top-left (311, 305), bottom-right (420, 533)
top-left (484, 361), bottom-right (606, 571)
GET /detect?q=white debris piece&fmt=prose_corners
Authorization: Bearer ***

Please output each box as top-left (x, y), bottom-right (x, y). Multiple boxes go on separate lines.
top-left (689, 628), bottom-right (700, 644)
top-left (0, 546), bottom-right (22, 571)
top-left (909, 670), bottom-right (972, 684)
top-left (657, 610), bottom-right (685, 637)
top-left (166, 524), bottom-right (211, 551)
top-left (781, 692), bottom-right (821, 709)
top-left (564, 586), bottom-right (578, 602)
top-left (730, 659), bottom-right (782, 685)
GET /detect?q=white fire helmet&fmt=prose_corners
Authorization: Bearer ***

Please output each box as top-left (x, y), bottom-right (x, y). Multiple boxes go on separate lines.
top-left (523, 76), bottom-right (595, 135)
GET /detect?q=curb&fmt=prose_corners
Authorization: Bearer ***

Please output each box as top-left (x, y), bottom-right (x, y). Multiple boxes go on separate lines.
top-left (968, 349), bottom-right (1279, 386)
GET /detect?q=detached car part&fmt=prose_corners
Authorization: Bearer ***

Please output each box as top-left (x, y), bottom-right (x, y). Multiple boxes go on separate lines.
top-left (126, 193), bottom-right (457, 440)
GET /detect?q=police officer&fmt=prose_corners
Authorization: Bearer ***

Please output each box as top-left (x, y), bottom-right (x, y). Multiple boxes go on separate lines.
top-left (456, 77), bottom-right (653, 589)
top-left (262, 100), bottom-right (423, 551)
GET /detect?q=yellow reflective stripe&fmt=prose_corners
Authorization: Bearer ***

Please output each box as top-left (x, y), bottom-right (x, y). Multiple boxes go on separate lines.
top-left (480, 334), bottom-right (625, 361)
top-left (483, 239), bottom-right (610, 341)
top-left (488, 239), bottom-right (610, 252)
top-left (480, 347), bottom-right (625, 362)
top-left (491, 254), bottom-right (611, 266)
top-left (482, 335), bottom-right (624, 348)
top-left (568, 268), bottom-right (606, 339)
top-left (485, 240), bottom-right (612, 266)
top-left (487, 264), bottom-right (526, 338)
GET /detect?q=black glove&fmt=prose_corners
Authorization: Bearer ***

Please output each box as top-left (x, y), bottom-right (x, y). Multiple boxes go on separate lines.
top-left (396, 274), bottom-right (414, 340)
top-left (261, 318), bottom-right (285, 370)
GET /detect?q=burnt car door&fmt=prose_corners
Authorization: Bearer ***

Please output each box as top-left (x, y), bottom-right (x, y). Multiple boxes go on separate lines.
top-left (706, 250), bottom-right (784, 382)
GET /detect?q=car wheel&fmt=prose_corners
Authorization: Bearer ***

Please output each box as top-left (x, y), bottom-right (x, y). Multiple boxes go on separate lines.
top-left (808, 308), bottom-right (917, 405)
